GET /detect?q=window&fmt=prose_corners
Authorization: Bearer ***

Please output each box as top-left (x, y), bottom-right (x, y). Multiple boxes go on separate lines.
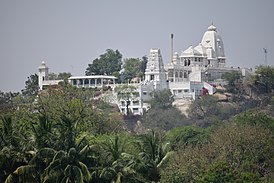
top-left (150, 75), bottom-right (154, 81)
top-left (84, 79), bottom-right (89, 85)
top-left (143, 91), bottom-right (147, 95)
top-left (179, 72), bottom-right (183, 78)
top-left (184, 72), bottom-right (187, 78)
top-left (133, 100), bottom-right (139, 106)
top-left (133, 108), bottom-right (139, 113)
top-left (79, 79), bottom-right (83, 85)
top-left (90, 79), bottom-right (95, 85)
top-left (121, 101), bottom-right (125, 106)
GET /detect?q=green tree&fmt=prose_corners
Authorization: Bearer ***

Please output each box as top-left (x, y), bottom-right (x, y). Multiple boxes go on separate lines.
top-left (143, 89), bottom-right (187, 130)
top-left (188, 95), bottom-right (220, 120)
top-left (149, 89), bottom-right (174, 109)
top-left (99, 136), bottom-right (134, 183)
top-left (234, 109), bottom-right (274, 131)
top-left (0, 91), bottom-right (19, 113)
top-left (57, 72), bottom-right (72, 85)
top-left (21, 74), bottom-right (39, 97)
top-left (166, 125), bottom-right (211, 150)
top-left (31, 115), bottom-right (57, 149)
top-left (161, 123), bottom-right (274, 182)
top-left (121, 58), bottom-right (142, 82)
top-left (43, 147), bottom-right (91, 183)
top-left (142, 107), bottom-right (189, 131)
top-left (86, 49), bottom-right (122, 76)
top-left (4, 148), bottom-right (56, 183)
top-left (254, 65), bottom-right (274, 93)
top-left (140, 56), bottom-right (148, 74)
top-left (0, 115), bottom-right (33, 182)
top-left (137, 131), bottom-right (173, 182)
top-left (222, 71), bottom-right (241, 86)
top-left (48, 72), bottom-right (58, 80)
top-left (48, 72), bottom-right (71, 83)
top-left (90, 98), bottom-right (126, 134)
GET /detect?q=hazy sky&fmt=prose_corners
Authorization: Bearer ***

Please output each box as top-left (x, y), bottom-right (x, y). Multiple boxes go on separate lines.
top-left (1, 0), bottom-right (274, 92)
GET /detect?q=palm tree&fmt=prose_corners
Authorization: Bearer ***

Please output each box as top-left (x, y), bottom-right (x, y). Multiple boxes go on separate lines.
top-left (31, 115), bottom-right (57, 149)
top-left (57, 115), bottom-right (76, 150)
top-left (99, 135), bottom-right (138, 183)
top-left (4, 147), bottom-right (56, 182)
top-left (0, 115), bottom-right (34, 182)
top-left (43, 147), bottom-right (91, 183)
top-left (137, 130), bottom-right (173, 182)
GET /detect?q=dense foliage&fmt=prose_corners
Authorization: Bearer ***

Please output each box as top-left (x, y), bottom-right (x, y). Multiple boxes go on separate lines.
top-left (85, 49), bottom-right (122, 76)
top-left (1, 63), bottom-right (274, 182)
top-left (21, 74), bottom-right (39, 97)
top-left (120, 57), bottom-right (147, 83)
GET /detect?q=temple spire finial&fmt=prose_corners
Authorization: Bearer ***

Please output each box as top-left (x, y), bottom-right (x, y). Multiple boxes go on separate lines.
top-left (208, 22), bottom-right (217, 31)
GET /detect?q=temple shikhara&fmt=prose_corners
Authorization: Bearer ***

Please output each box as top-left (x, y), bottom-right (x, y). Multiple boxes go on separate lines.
top-left (38, 24), bottom-right (252, 115)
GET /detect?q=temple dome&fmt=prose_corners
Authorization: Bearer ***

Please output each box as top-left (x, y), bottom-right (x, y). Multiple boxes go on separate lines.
top-left (201, 24), bottom-right (225, 58)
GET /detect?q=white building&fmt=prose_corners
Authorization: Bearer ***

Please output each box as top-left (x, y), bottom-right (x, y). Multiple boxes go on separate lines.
top-left (38, 61), bottom-right (62, 90)
top-left (38, 24), bottom-right (253, 115)
top-left (165, 23), bottom-right (252, 100)
top-left (144, 48), bottom-right (168, 91)
top-left (68, 75), bottom-right (116, 88)
top-left (117, 24), bottom-right (252, 115)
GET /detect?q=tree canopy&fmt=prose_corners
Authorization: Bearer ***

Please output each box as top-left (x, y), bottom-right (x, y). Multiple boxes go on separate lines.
top-left (21, 73), bottom-right (39, 96)
top-left (120, 56), bottom-right (148, 83)
top-left (254, 65), bottom-right (274, 93)
top-left (149, 89), bottom-right (174, 109)
top-left (222, 71), bottom-right (241, 87)
top-left (85, 49), bottom-right (122, 76)
top-left (2, 57), bottom-right (274, 183)
top-left (121, 58), bottom-right (142, 82)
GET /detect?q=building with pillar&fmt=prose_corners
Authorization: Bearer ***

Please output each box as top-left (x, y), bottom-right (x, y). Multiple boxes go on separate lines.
top-left (38, 62), bottom-right (117, 90)
top-left (68, 75), bottom-right (116, 88)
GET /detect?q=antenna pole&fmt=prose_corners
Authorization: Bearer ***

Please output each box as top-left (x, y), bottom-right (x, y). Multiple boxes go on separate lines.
top-left (263, 48), bottom-right (267, 65)
top-left (171, 33), bottom-right (174, 63)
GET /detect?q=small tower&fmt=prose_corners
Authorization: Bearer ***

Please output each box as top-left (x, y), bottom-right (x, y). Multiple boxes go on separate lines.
top-left (38, 61), bottom-right (49, 90)
top-left (145, 48), bottom-right (168, 90)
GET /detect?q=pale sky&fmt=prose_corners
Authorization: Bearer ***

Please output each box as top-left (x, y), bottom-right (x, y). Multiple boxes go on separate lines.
top-left (0, 0), bottom-right (274, 92)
